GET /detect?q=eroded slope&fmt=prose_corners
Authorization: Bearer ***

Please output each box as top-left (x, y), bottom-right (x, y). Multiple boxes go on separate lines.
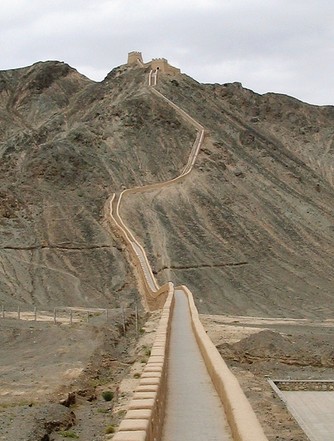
top-left (122, 74), bottom-right (334, 318)
top-left (0, 62), bottom-right (195, 307)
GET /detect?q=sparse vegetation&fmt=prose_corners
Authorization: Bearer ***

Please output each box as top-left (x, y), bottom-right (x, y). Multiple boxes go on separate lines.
top-left (89, 376), bottom-right (110, 388)
top-left (105, 425), bottom-right (116, 434)
top-left (0, 401), bottom-right (34, 410)
top-left (102, 390), bottom-right (114, 402)
top-left (143, 346), bottom-right (151, 357)
top-left (117, 409), bottom-right (126, 418)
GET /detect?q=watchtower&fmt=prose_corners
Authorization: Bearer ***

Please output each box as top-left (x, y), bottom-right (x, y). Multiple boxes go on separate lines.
top-left (127, 51), bottom-right (144, 65)
top-left (151, 58), bottom-right (180, 74)
top-left (126, 51), bottom-right (181, 75)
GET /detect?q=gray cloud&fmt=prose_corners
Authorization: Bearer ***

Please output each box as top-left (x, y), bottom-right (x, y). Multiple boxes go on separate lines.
top-left (1, 0), bottom-right (333, 104)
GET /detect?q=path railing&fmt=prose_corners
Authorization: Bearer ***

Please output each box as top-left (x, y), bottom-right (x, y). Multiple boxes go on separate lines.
top-left (0, 304), bottom-right (138, 332)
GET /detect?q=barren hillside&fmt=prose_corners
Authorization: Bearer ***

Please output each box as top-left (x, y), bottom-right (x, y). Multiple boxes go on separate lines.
top-left (1, 60), bottom-right (334, 318)
top-left (122, 72), bottom-right (334, 318)
top-left (0, 61), bottom-right (194, 307)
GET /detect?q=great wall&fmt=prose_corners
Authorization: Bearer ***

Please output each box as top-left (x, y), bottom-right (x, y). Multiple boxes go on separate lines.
top-left (127, 51), bottom-right (181, 75)
top-left (109, 53), bottom-right (269, 441)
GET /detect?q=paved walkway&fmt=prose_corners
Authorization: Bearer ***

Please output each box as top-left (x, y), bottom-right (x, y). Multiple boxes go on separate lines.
top-left (161, 289), bottom-right (232, 441)
top-left (131, 241), bottom-right (156, 290)
top-left (282, 391), bottom-right (334, 441)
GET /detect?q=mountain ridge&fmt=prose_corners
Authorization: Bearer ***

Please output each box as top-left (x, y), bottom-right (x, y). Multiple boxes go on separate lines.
top-left (0, 59), bottom-right (333, 318)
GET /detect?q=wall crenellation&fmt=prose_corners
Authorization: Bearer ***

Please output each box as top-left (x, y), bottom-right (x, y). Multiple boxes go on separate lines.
top-left (127, 52), bottom-right (181, 75)
top-left (127, 51), bottom-right (144, 65)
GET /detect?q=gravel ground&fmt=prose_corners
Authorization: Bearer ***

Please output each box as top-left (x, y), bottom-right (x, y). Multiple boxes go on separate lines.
top-left (0, 308), bottom-right (157, 441)
top-left (202, 314), bottom-right (334, 441)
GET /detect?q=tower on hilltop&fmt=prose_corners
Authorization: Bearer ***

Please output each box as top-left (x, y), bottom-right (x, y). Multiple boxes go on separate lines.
top-left (127, 51), bottom-right (143, 65)
top-left (127, 52), bottom-right (181, 75)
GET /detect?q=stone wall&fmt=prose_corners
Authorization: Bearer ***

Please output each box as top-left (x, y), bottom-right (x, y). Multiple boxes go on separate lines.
top-left (127, 51), bottom-right (144, 65)
top-left (112, 288), bottom-right (175, 441)
top-left (151, 58), bottom-right (180, 75)
top-left (182, 285), bottom-right (268, 441)
top-left (127, 52), bottom-right (181, 75)
top-left (274, 380), bottom-right (334, 391)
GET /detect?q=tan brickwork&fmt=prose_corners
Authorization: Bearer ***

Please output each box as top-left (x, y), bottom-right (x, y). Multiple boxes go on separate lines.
top-left (181, 285), bottom-right (268, 441)
top-left (109, 66), bottom-right (269, 441)
top-left (127, 51), bottom-right (144, 65)
top-left (127, 52), bottom-right (181, 75)
top-left (112, 290), bottom-right (174, 441)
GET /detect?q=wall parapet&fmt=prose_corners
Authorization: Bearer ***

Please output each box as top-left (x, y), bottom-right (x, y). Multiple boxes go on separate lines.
top-left (127, 51), bottom-right (180, 75)
top-left (113, 287), bottom-right (175, 441)
top-left (181, 285), bottom-right (269, 441)
top-left (127, 51), bottom-right (144, 66)
top-left (108, 193), bottom-right (172, 311)
top-left (108, 66), bottom-right (269, 439)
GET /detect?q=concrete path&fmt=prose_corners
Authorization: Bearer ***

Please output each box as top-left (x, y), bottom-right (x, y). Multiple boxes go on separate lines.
top-left (131, 241), bottom-right (156, 290)
top-left (282, 391), bottom-right (334, 441)
top-left (161, 289), bottom-right (232, 441)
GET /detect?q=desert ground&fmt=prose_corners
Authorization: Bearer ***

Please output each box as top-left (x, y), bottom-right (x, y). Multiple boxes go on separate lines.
top-left (202, 314), bottom-right (334, 441)
top-left (1, 60), bottom-right (334, 441)
top-left (0, 308), bottom-right (158, 441)
top-left (1, 309), bottom-right (333, 440)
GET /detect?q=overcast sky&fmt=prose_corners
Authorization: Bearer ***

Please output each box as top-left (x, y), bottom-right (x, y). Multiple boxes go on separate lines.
top-left (2, 0), bottom-right (333, 105)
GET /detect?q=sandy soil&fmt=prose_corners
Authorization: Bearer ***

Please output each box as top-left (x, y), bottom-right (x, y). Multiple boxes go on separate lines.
top-left (0, 309), bottom-right (160, 441)
top-left (1, 309), bottom-right (333, 441)
top-left (201, 314), bottom-right (334, 441)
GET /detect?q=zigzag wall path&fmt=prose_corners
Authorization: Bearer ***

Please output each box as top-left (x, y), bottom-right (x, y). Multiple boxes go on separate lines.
top-left (110, 67), bottom-right (268, 441)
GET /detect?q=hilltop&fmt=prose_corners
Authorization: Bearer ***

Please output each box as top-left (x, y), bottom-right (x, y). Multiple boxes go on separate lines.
top-left (1, 58), bottom-right (334, 318)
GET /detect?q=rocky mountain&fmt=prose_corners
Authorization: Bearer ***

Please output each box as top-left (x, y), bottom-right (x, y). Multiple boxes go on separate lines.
top-left (1, 59), bottom-right (334, 318)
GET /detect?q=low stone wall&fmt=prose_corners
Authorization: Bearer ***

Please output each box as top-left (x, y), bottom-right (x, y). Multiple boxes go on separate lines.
top-left (107, 194), bottom-right (171, 311)
top-left (181, 285), bottom-right (268, 441)
top-left (113, 287), bottom-right (174, 441)
top-left (274, 380), bottom-right (334, 391)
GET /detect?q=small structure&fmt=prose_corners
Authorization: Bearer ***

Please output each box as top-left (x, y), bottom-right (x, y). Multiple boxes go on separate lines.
top-left (127, 51), bottom-right (181, 75)
top-left (127, 51), bottom-right (144, 66)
